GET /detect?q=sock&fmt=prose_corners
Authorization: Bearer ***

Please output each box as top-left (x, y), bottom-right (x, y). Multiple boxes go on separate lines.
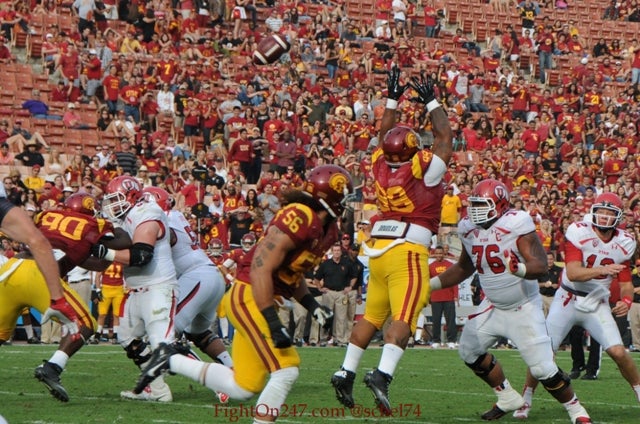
top-left (170, 354), bottom-right (252, 400)
top-left (563, 394), bottom-right (589, 419)
top-left (97, 325), bottom-right (103, 334)
top-left (633, 384), bottom-right (640, 402)
top-left (217, 351), bottom-right (233, 368)
top-left (342, 343), bottom-right (365, 373)
top-left (112, 326), bottom-right (119, 336)
top-left (415, 315), bottom-right (425, 341)
top-left (522, 385), bottom-right (534, 405)
top-left (378, 343), bottom-right (404, 376)
top-left (24, 324), bottom-right (34, 339)
top-left (49, 350), bottom-right (70, 370)
top-left (493, 378), bottom-right (513, 394)
top-left (220, 318), bottom-right (229, 338)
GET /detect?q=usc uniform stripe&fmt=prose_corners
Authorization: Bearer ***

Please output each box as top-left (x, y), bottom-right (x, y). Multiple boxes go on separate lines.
top-left (231, 284), bottom-right (280, 371)
top-left (62, 285), bottom-right (94, 330)
top-left (399, 251), bottom-right (423, 323)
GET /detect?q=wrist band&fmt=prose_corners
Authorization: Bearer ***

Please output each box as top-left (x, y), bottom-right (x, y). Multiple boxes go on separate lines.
top-left (104, 249), bottom-right (116, 262)
top-left (622, 296), bottom-right (633, 308)
top-left (430, 276), bottom-right (442, 291)
top-left (514, 263), bottom-right (527, 278)
top-left (386, 99), bottom-right (398, 109)
top-left (225, 273), bottom-right (235, 282)
top-left (426, 99), bottom-right (441, 112)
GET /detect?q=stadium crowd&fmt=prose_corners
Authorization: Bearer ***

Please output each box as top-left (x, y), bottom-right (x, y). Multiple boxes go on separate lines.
top-left (0, 0), bottom-right (640, 348)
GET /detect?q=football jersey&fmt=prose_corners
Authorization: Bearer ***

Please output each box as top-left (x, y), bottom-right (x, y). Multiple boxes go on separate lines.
top-left (37, 209), bottom-right (114, 276)
top-left (121, 201), bottom-right (177, 288)
top-left (371, 147), bottom-right (445, 233)
top-left (562, 220), bottom-right (636, 293)
top-left (167, 210), bottom-right (211, 277)
top-left (458, 210), bottom-right (540, 309)
top-left (235, 203), bottom-right (339, 298)
top-left (101, 262), bottom-right (124, 287)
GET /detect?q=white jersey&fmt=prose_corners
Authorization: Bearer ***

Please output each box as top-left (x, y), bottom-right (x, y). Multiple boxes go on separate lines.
top-left (167, 210), bottom-right (212, 277)
top-left (561, 221), bottom-right (636, 294)
top-left (458, 210), bottom-right (540, 310)
top-left (121, 200), bottom-right (177, 289)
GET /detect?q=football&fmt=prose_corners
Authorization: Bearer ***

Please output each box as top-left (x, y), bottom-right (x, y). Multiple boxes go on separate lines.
top-left (253, 34), bottom-right (290, 65)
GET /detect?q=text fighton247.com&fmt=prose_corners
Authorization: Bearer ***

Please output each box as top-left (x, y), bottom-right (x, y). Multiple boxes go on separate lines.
top-left (214, 403), bottom-right (422, 422)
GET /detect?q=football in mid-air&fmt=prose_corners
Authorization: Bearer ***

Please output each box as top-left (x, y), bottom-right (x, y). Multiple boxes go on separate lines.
top-left (253, 34), bottom-right (290, 65)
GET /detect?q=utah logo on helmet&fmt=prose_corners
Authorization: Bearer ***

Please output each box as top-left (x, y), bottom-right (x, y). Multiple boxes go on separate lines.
top-left (468, 179), bottom-right (511, 226)
top-left (102, 176), bottom-right (143, 220)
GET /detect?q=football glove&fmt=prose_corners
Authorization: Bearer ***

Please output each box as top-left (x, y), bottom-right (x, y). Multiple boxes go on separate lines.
top-left (261, 306), bottom-right (292, 349)
top-left (504, 250), bottom-right (527, 277)
top-left (410, 72), bottom-right (437, 105)
top-left (90, 244), bottom-right (116, 261)
top-left (312, 305), bottom-right (334, 330)
top-left (386, 65), bottom-right (407, 101)
top-left (274, 295), bottom-right (294, 311)
top-left (95, 288), bottom-right (104, 302)
top-left (42, 298), bottom-right (82, 342)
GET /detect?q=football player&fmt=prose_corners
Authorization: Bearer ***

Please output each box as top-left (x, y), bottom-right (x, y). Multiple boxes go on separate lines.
top-left (93, 176), bottom-right (178, 402)
top-left (514, 192), bottom-right (640, 420)
top-left (433, 180), bottom-right (591, 423)
top-left (132, 165), bottom-right (351, 423)
top-left (332, 67), bottom-right (453, 414)
top-left (94, 261), bottom-right (125, 344)
top-left (0, 192), bottom-right (128, 402)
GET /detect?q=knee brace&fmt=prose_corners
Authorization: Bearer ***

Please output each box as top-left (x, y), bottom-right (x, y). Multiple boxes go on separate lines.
top-left (125, 338), bottom-right (152, 368)
top-left (185, 329), bottom-right (218, 352)
top-left (540, 369), bottom-right (571, 396)
top-left (465, 353), bottom-right (496, 377)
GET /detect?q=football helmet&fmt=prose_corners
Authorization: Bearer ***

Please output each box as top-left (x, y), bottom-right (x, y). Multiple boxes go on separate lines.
top-left (302, 165), bottom-right (354, 219)
top-left (382, 126), bottom-right (422, 166)
top-left (208, 238), bottom-right (223, 256)
top-left (241, 232), bottom-right (256, 252)
top-left (102, 176), bottom-right (143, 220)
top-left (143, 187), bottom-right (173, 212)
top-left (64, 192), bottom-right (98, 217)
top-left (468, 179), bottom-right (511, 226)
top-left (590, 192), bottom-right (623, 230)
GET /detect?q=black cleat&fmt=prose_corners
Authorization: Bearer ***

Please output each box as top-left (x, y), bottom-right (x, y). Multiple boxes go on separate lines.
top-left (27, 337), bottom-right (42, 344)
top-left (569, 368), bottom-right (583, 379)
top-left (331, 368), bottom-right (356, 408)
top-left (34, 361), bottom-right (69, 402)
top-left (364, 369), bottom-right (392, 416)
top-left (134, 343), bottom-right (178, 394)
top-left (580, 373), bottom-right (598, 380)
top-left (481, 404), bottom-right (508, 420)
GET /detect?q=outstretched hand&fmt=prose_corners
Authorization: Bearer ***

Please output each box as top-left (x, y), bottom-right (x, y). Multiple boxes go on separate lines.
top-left (386, 65), bottom-right (407, 101)
top-left (409, 72), bottom-right (437, 105)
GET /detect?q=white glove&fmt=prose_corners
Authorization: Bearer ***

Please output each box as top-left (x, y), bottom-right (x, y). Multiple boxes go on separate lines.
top-left (274, 296), bottom-right (294, 310)
top-left (313, 305), bottom-right (333, 328)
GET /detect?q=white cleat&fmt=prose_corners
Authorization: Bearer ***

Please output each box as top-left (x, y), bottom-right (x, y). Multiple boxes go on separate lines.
top-left (431, 342), bottom-right (440, 349)
top-left (447, 342), bottom-right (458, 349)
top-left (121, 383), bottom-right (173, 402)
top-left (513, 402), bottom-right (530, 419)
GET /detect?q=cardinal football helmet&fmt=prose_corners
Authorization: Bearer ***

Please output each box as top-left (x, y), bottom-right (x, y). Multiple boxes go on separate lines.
top-left (208, 238), bottom-right (223, 256)
top-left (241, 232), bottom-right (257, 252)
top-left (64, 192), bottom-right (98, 217)
top-left (143, 186), bottom-right (173, 212)
top-left (302, 165), bottom-right (354, 218)
top-left (102, 176), bottom-right (143, 220)
top-left (468, 179), bottom-right (511, 226)
top-left (591, 192), bottom-right (623, 230)
top-left (382, 126), bottom-right (422, 166)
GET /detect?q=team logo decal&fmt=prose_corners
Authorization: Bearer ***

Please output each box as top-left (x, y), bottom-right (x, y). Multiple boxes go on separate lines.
top-left (406, 131), bottom-right (418, 149)
top-left (329, 173), bottom-right (348, 194)
top-left (82, 196), bottom-right (95, 211)
top-left (494, 185), bottom-right (507, 200)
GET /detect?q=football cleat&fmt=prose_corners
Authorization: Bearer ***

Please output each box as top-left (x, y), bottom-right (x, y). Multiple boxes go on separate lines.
top-left (121, 383), bottom-right (173, 402)
top-left (27, 337), bottom-right (42, 344)
top-left (134, 343), bottom-right (178, 394)
top-left (447, 342), bottom-right (458, 349)
top-left (580, 373), bottom-right (597, 380)
top-left (34, 361), bottom-right (69, 402)
top-left (569, 368), bottom-right (583, 379)
top-left (431, 342), bottom-right (441, 349)
top-left (512, 402), bottom-right (530, 419)
top-left (216, 391), bottom-right (230, 404)
top-left (331, 368), bottom-right (356, 408)
top-left (482, 404), bottom-right (508, 420)
top-left (363, 369), bottom-right (392, 416)
top-left (573, 418), bottom-right (592, 424)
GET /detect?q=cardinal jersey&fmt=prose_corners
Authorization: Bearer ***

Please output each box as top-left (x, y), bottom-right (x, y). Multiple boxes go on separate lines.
top-left (101, 262), bottom-right (124, 287)
top-left (167, 210), bottom-right (211, 277)
top-left (371, 148), bottom-right (444, 233)
top-left (36, 210), bottom-right (114, 275)
top-left (458, 210), bottom-right (540, 309)
top-left (562, 221), bottom-right (636, 293)
top-left (235, 203), bottom-right (339, 298)
top-left (121, 201), bottom-right (177, 289)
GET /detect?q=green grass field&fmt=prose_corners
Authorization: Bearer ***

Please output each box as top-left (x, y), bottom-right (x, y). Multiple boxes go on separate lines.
top-left (1, 344), bottom-right (639, 423)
